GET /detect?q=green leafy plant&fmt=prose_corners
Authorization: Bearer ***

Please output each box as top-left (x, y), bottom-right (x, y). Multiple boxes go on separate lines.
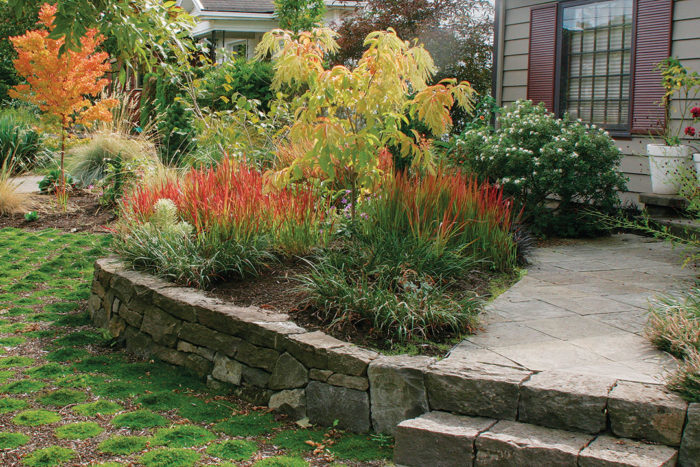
top-left (257, 27), bottom-right (474, 218)
top-left (111, 410), bottom-right (168, 429)
top-left (55, 421), bottom-right (104, 439)
top-left (453, 100), bottom-right (627, 237)
top-left (0, 109), bottom-right (43, 172)
top-left (213, 412), bottom-right (279, 437)
top-left (138, 448), bottom-right (201, 467)
top-left (656, 57), bottom-right (700, 147)
top-left (0, 431), bottom-right (30, 449)
top-left (98, 435), bottom-right (150, 455)
top-left (253, 456), bottom-right (309, 467)
top-left (72, 400), bottom-right (123, 416)
top-left (24, 211), bottom-right (38, 221)
top-left (153, 425), bottom-right (216, 448)
top-left (39, 169), bottom-right (75, 194)
top-left (21, 446), bottom-right (76, 466)
top-left (12, 409), bottom-right (61, 426)
top-left (275, 0), bottom-right (326, 33)
top-left (0, 398), bottom-right (28, 414)
top-left (38, 388), bottom-right (87, 406)
top-left (206, 439), bottom-right (258, 461)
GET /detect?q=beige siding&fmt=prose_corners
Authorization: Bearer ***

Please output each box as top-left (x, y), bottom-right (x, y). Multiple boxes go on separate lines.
top-left (496, 0), bottom-right (700, 200)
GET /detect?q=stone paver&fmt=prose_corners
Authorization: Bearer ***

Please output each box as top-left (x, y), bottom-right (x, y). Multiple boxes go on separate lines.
top-left (10, 175), bottom-right (42, 193)
top-left (449, 234), bottom-right (696, 384)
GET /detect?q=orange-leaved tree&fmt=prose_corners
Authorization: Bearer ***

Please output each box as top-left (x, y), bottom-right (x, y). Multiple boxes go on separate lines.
top-left (9, 3), bottom-right (116, 206)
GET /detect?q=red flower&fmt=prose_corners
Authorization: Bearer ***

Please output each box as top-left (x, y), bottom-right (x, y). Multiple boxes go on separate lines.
top-left (692, 107), bottom-right (700, 118)
top-left (685, 126), bottom-right (696, 136)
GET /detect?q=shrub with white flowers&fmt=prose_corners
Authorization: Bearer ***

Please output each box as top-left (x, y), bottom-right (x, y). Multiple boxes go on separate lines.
top-left (451, 100), bottom-right (628, 237)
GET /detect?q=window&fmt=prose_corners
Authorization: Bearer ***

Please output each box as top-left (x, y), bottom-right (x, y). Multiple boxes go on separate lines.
top-left (558, 0), bottom-right (634, 130)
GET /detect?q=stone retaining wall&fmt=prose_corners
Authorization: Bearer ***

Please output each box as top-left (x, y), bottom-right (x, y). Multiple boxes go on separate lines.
top-left (88, 258), bottom-right (697, 459)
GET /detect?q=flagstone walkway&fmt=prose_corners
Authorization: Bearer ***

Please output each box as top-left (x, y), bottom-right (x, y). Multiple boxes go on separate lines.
top-left (448, 233), bottom-right (697, 384)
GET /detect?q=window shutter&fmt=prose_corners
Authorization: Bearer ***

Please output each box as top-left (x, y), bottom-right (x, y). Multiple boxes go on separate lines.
top-left (630, 0), bottom-right (673, 134)
top-left (527, 4), bottom-right (558, 112)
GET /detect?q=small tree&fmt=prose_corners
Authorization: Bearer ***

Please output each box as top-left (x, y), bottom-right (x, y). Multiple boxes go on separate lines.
top-left (256, 28), bottom-right (475, 218)
top-left (274, 0), bottom-right (326, 33)
top-left (10, 3), bottom-right (115, 207)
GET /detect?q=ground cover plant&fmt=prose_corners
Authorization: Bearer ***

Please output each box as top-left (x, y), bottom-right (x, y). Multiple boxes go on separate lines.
top-left (647, 288), bottom-right (700, 402)
top-left (0, 227), bottom-right (391, 465)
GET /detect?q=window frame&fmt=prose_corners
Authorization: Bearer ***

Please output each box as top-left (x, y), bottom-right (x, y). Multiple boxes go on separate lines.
top-left (553, 0), bottom-right (638, 137)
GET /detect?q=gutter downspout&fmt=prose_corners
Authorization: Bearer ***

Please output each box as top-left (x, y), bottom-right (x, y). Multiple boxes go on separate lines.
top-left (492, 0), bottom-right (506, 108)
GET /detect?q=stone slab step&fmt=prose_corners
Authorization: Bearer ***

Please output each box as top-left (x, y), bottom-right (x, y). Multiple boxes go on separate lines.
top-left (394, 412), bottom-right (678, 467)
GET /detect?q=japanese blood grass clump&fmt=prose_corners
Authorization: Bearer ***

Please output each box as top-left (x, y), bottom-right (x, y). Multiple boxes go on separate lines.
top-left (113, 159), bottom-right (329, 288)
top-left (299, 171), bottom-right (518, 344)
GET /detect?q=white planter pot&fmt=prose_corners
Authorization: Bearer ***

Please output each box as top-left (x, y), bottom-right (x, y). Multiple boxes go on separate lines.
top-left (694, 153), bottom-right (700, 182)
top-left (647, 144), bottom-right (692, 195)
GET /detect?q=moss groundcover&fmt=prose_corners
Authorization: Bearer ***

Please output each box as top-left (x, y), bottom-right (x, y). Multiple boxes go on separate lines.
top-left (0, 227), bottom-right (391, 466)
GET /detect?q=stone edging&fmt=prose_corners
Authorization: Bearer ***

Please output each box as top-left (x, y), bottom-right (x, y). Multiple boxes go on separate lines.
top-left (88, 258), bottom-right (697, 459)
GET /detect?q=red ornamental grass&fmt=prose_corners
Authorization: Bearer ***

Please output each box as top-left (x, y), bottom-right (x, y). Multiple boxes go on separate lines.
top-left (121, 158), bottom-right (327, 253)
top-left (381, 171), bottom-right (518, 270)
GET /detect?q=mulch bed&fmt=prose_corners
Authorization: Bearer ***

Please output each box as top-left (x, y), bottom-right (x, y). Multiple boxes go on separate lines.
top-left (0, 191), bottom-right (115, 233)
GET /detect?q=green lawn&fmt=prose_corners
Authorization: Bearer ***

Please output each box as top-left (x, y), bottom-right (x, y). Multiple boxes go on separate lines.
top-left (0, 227), bottom-right (391, 466)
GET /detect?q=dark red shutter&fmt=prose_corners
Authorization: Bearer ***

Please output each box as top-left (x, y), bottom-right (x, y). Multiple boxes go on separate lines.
top-left (630, 0), bottom-right (673, 133)
top-left (527, 4), bottom-right (558, 112)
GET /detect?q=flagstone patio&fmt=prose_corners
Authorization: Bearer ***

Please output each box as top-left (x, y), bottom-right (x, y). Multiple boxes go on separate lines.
top-left (448, 233), bottom-right (697, 384)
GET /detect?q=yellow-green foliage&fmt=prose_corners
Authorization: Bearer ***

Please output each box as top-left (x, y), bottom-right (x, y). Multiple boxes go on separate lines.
top-left (256, 28), bottom-right (475, 213)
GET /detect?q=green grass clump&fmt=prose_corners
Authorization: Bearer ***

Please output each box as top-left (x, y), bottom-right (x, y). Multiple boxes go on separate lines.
top-left (136, 390), bottom-right (197, 411)
top-left (207, 439), bottom-right (257, 461)
top-left (72, 355), bottom-right (125, 373)
top-left (0, 431), bottom-right (30, 449)
top-left (72, 400), bottom-right (123, 416)
top-left (328, 434), bottom-right (392, 461)
top-left (153, 425), bottom-right (216, 448)
top-left (177, 399), bottom-right (235, 423)
top-left (92, 379), bottom-right (148, 399)
top-left (38, 389), bottom-right (88, 407)
top-left (0, 397), bottom-right (28, 414)
top-left (0, 370), bottom-right (13, 383)
top-left (111, 410), bottom-right (168, 429)
top-left (0, 356), bottom-right (34, 368)
top-left (4, 307), bottom-right (33, 316)
top-left (272, 429), bottom-right (326, 453)
top-left (26, 363), bottom-right (71, 379)
top-left (253, 456), bottom-right (309, 467)
top-left (0, 336), bottom-right (26, 346)
top-left (43, 302), bottom-right (81, 313)
top-left (45, 347), bottom-right (90, 362)
top-left (54, 330), bottom-right (107, 347)
top-left (138, 448), bottom-right (201, 467)
top-left (98, 435), bottom-right (150, 455)
top-left (213, 412), bottom-right (279, 437)
top-left (12, 409), bottom-right (62, 426)
top-left (56, 373), bottom-right (102, 389)
top-left (21, 446), bottom-right (76, 466)
top-left (1, 379), bottom-right (46, 394)
top-left (53, 311), bottom-right (91, 327)
top-left (55, 421), bottom-right (104, 440)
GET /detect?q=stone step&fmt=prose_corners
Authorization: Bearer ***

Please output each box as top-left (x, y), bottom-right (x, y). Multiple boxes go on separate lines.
top-left (394, 412), bottom-right (679, 467)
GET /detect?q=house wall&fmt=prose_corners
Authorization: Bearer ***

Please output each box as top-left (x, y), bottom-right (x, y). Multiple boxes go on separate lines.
top-left (495, 0), bottom-right (700, 202)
